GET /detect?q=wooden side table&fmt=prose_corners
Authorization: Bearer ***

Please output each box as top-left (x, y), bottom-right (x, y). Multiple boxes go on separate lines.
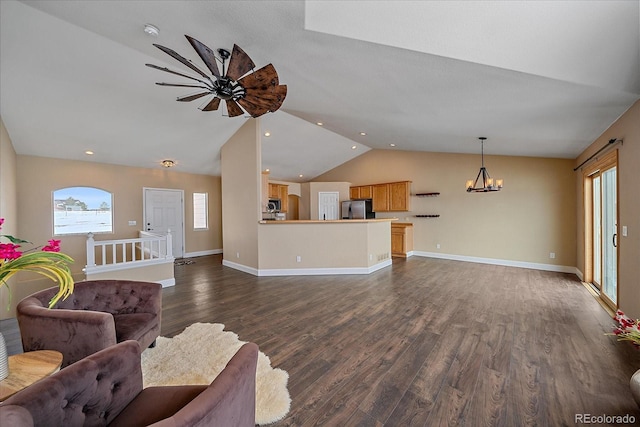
top-left (0, 350), bottom-right (63, 401)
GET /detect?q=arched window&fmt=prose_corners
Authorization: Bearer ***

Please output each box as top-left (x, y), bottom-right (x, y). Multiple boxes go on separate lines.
top-left (53, 187), bottom-right (113, 235)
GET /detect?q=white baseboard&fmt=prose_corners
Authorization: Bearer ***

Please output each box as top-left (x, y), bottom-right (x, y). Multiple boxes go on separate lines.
top-left (414, 251), bottom-right (579, 275)
top-left (182, 249), bottom-right (223, 258)
top-left (159, 278), bottom-right (175, 288)
top-left (222, 259), bottom-right (393, 277)
top-left (575, 269), bottom-right (584, 281)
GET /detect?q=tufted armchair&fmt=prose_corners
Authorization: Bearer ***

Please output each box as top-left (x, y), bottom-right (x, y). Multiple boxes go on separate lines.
top-left (17, 280), bottom-right (162, 368)
top-left (0, 340), bottom-right (258, 426)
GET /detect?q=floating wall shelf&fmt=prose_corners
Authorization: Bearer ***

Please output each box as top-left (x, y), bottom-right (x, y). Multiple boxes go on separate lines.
top-left (415, 214), bottom-right (440, 218)
top-left (415, 192), bottom-right (440, 197)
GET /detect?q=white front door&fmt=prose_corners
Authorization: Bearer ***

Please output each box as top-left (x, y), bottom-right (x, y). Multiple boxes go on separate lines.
top-left (143, 188), bottom-right (184, 258)
top-left (318, 192), bottom-right (339, 220)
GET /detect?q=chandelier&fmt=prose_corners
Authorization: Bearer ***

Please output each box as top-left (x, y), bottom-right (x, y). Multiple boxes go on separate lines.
top-left (466, 137), bottom-right (503, 192)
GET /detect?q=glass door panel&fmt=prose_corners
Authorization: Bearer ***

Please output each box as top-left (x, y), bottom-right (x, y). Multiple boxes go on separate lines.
top-left (592, 175), bottom-right (601, 289)
top-left (601, 167), bottom-right (617, 304)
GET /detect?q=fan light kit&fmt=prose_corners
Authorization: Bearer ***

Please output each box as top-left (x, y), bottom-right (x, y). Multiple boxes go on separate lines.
top-left (161, 159), bottom-right (175, 168)
top-left (466, 137), bottom-right (503, 192)
top-left (144, 24), bottom-right (159, 37)
top-left (146, 35), bottom-right (287, 118)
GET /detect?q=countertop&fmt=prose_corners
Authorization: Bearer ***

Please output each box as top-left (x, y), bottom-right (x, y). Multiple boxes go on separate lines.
top-left (259, 218), bottom-right (398, 224)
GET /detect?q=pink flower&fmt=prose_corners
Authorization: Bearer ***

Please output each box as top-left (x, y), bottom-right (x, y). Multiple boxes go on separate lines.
top-left (42, 239), bottom-right (61, 252)
top-left (0, 217), bottom-right (4, 230)
top-left (0, 243), bottom-right (22, 260)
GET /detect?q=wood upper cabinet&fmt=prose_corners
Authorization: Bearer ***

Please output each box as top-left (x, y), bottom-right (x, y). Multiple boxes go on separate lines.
top-left (349, 185), bottom-right (373, 200)
top-left (267, 183), bottom-right (289, 212)
top-left (372, 184), bottom-right (389, 212)
top-left (351, 181), bottom-right (411, 212)
top-left (389, 181), bottom-right (411, 211)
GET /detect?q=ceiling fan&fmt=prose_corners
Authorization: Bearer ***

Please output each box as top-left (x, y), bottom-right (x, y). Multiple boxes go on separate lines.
top-left (146, 35), bottom-right (287, 118)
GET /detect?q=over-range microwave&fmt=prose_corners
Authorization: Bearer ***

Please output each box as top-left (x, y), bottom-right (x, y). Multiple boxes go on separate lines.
top-left (267, 198), bottom-right (281, 212)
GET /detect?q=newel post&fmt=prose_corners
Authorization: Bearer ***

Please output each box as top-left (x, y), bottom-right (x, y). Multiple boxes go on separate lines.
top-left (86, 232), bottom-right (96, 267)
top-left (166, 229), bottom-right (173, 258)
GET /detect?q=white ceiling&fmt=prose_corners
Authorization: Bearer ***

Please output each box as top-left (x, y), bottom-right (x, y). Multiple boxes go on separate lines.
top-left (1, 0), bottom-right (639, 182)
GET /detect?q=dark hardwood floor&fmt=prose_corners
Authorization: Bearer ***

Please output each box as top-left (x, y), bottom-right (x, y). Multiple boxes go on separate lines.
top-left (2, 254), bottom-right (639, 425)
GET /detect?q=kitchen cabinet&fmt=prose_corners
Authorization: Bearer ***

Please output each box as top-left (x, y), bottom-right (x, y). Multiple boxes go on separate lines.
top-left (351, 181), bottom-right (411, 212)
top-left (349, 185), bottom-right (373, 200)
top-left (391, 222), bottom-right (413, 257)
top-left (389, 181), bottom-right (411, 211)
top-left (372, 184), bottom-right (389, 212)
top-left (268, 183), bottom-right (289, 212)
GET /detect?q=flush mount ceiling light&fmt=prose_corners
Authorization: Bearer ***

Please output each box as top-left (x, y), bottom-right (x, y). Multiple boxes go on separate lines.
top-left (466, 137), bottom-right (503, 192)
top-left (161, 159), bottom-right (175, 168)
top-left (146, 35), bottom-right (287, 118)
top-left (264, 131), bottom-right (271, 137)
top-left (144, 24), bottom-right (159, 37)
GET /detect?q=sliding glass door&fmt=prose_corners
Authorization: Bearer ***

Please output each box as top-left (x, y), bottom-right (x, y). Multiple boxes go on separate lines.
top-left (586, 150), bottom-right (618, 309)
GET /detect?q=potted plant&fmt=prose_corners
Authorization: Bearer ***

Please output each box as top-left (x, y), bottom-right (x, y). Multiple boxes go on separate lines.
top-left (0, 217), bottom-right (74, 380)
top-left (611, 310), bottom-right (640, 407)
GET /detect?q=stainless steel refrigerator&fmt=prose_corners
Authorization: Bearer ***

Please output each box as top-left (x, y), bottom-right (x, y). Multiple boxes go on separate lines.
top-left (341, 200), bottom-right (375, 219)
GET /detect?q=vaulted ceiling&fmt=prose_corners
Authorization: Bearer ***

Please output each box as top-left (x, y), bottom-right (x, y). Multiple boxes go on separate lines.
top-left (1, 1), bottom-right (638, 182)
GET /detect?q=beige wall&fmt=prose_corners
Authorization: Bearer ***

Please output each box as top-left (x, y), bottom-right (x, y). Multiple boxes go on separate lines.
top-left (1, 154), bottom-right (222, 319)
top-left (575, 100), bottom-right (640, 319)
top-left (316, 150), bottom-right (577, 268)
top-left (0, 118), bottom-right (19, 317)
top-left (221, 119), bottom-right (261, 270)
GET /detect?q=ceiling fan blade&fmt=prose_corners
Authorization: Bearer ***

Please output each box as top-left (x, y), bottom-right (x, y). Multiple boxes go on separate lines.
top-left (243, 84), bottom-right (287, 112)
top-left (225, 99), bottom-right (245, 117)
top-left (156, 82), bottom-right (211, 89)
top-left (238, 63), bottom-right (278, 91)
top-left (145, 63), bottom-right (213, 87)
top-left (201, 97), bottom-right (221, 112)
top-left (176, 92), bottom-right (211, 102)
top-left (153, 43), bottom-right (210, 79)
top-left (237, 98), bottom-right (269, 118)
top-left (226, 44), bottom-right (255, 81)
top-left (185, 35), bottom-right (221, 79)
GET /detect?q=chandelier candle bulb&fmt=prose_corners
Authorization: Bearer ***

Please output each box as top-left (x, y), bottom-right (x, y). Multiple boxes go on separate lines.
top-left (496, 179), bottom-right (503, 188)
top-left (466, 180), bottom-right (474, 190)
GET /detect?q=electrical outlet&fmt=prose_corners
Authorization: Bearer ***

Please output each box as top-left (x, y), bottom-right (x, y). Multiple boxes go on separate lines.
top-left (236, 252), bottom-right (240, 258)
top-left (549, 252), bottom-right (556, 259)
top-left (436, 243), bottom-right (441, 249)
top-left (369, 254), bottom-right (373, 261)
top-left (296, 256), bottom-right (301, 263)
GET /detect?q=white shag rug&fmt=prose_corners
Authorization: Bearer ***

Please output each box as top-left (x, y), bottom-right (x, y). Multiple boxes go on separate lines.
top-left (141, 322), bottom-right (291, 425)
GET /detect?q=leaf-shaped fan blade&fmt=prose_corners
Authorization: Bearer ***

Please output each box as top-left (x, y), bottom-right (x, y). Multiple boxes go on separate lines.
top-left (185, 35), bottom-right (221, 79)
top-left (238, 64), bottom-right (278, 90)
top-left (201, 97), bottom-right (221, 112)
top-left (225, 99), bottom-right (245, 117)
top-left (146, 64), bottom-right (213, 88)
top-left (153, 43), bottom-right (210, 79)
top-left (243, 84), bottom-right (287, 113)
top-left (226, 44), bottom-right (256, 81)
top-left (237, 98), bottom-right (269, 118)
top-left (156, 83), bottom-right (211, 90)
top-left (176, 92), bottom-right (211, 102)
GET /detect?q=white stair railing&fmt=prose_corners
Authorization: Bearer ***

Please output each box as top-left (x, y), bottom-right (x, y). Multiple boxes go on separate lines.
top-left (85, 230), bottom-right (174, 270)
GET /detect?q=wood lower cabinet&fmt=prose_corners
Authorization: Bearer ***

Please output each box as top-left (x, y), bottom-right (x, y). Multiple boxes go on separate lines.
top-left (391, 222), bottom-right (413, 257)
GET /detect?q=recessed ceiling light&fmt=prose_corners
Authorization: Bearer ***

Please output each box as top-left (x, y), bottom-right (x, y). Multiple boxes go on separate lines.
top-left (389, 143), bottom-right (396, 147)
top-left (264, 132), bottom-right (271, 137)
top-left (144, 24), bottom-right (159, 37)
top-left (85, 150), bottom-right (94, 155)
top-left (316, 122), bottom-right (323, 126)
top-left (360, 132), bottom-right (367, 136)
top-left (265, 168), bottom-right (270, 172)
top-left (351, 145), bottom-right (357, 150)
top-left (299, 174), bottom-right (304, 178)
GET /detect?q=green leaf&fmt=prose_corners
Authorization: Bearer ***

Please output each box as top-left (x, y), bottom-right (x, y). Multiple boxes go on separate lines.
top-left (0, 234), bottom-right (31, 244)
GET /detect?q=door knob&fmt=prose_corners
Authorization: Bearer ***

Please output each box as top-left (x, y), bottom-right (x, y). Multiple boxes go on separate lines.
top-left (613, 233), bottom-right (617, 248)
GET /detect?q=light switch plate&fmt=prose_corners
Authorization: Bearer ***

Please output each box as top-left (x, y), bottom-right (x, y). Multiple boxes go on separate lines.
top-left (622, 225), bottom-right (628, 237)
top-left (128, 220), bottom-right (137, 226)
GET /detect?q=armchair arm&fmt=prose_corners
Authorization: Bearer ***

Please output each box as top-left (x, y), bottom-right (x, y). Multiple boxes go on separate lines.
top-left (17, 297), bottom-right (117, 367)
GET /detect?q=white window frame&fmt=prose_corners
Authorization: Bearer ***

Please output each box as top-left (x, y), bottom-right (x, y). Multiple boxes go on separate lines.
top-left (193, 192), bottom-right (208, 230)
top-left (52, 186), bottom-right (113, 236)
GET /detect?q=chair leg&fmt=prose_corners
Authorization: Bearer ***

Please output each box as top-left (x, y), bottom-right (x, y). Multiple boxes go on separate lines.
top-left (149, 339), bottom-right (156, 348)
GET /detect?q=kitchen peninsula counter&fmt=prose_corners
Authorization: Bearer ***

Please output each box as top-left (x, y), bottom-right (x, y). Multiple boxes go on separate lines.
top-left (259, 218), bottom-right (396, 224)
top-left (253, 218), bottom-right (395, 276)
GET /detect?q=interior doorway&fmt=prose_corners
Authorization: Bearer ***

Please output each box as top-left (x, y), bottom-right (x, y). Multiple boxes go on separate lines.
top-left (584, 150), bottom-right (618, 310)
top-left (143, 188), bottom-right (185, 258)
